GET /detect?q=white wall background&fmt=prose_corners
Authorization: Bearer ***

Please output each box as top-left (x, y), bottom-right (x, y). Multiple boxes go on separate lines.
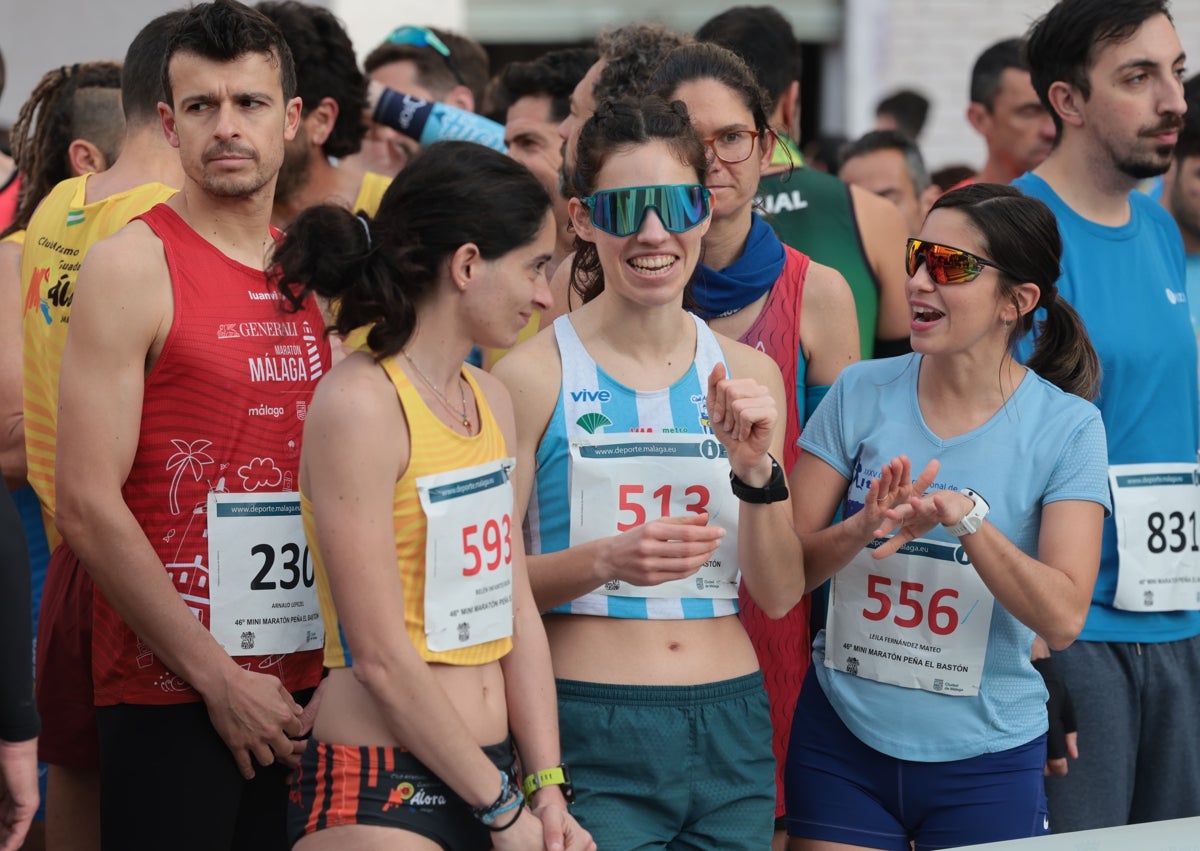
top-left (0, 0), bottom-right (466, 126)
top-left (842, 0), bottom-right (1200, 173)
top-left (1, 0), bottom-right (1197, 176)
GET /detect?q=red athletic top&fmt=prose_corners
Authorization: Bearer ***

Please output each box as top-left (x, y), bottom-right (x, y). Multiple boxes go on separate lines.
top-left (91, 203), bottom-right (330, 706)
top-left (738, 245), bottom-right (808, 471)
top-left (735, 243), bottom-right (810, 817)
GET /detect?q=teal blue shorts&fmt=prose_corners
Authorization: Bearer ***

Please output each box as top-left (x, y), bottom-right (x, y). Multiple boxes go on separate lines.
top-left (557, 672), bottom-right (774, 850)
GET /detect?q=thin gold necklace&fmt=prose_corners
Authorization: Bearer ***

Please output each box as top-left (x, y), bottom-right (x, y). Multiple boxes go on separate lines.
top-left (401, 350), bottom-right (472, 433)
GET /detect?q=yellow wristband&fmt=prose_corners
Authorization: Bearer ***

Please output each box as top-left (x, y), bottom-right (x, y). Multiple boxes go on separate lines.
top-left (522, 764), bottom-right (573, 802)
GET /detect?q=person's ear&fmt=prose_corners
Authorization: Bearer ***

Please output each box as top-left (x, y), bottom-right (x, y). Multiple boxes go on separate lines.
top-left (449, 242), bottom-right (482, 290)
top-left (67, 139), bottom-right (108, 176)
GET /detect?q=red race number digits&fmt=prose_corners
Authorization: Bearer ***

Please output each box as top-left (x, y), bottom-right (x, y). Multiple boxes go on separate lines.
top-left (861, 575), bottom-right (959, 636)
top-left (616, 484), bottom-right (710, 531)
top-left (462, 515), bottom-right (513, 576)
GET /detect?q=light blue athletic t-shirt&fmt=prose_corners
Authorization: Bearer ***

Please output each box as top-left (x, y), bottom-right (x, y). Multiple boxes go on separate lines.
top-left (1015, 173), bottom-right (1200, 643)
top-left (801, 354), bottom-right (1110, 761)
top-left (1186, 254), bottom-right (1200, 339)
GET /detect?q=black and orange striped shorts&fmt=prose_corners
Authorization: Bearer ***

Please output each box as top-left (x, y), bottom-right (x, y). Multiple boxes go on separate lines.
top-left (288, 738), bottom-right (517, 850)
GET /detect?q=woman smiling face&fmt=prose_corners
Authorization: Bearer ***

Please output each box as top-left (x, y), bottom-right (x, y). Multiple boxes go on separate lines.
top-left (906, 207), bottom-right (1016, 359)
top-left (570, 139), bottom-right (711, 309)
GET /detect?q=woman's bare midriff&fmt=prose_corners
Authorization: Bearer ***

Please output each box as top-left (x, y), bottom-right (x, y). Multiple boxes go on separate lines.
top-left (543, 613), bottom-right (759, 684)
top-left (312, 661), bottom-right (509, 747)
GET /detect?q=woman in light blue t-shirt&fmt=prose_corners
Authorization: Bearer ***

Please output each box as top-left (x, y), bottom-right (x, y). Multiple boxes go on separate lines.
top-left (784, 183), bottom-right (1111, 851)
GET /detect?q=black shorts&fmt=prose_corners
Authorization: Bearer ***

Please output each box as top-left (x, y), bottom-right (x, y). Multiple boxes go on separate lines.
top-left (97, 689), bottom-right (314, 851)
top-left (288, 738), bottom-right (517, 850)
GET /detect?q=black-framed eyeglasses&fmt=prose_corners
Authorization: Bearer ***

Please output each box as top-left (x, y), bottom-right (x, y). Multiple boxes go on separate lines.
top-left (700, 130), bottom-right (760, 164)
top-left (386, 26), bottom-right (467, 88)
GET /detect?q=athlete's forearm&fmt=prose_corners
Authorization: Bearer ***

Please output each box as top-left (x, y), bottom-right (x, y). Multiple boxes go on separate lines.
top-left (55, 491), bottom-right (239, 698)
top-left (526, 542), bottom-right (608, 613)
top-left (500, 559), bottom-right (562, 778)
top-left (737, 499), bottom-right (805, 618)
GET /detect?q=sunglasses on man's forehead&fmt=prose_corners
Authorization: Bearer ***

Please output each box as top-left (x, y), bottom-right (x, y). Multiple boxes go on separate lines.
top-left (580, 184), bottom-right (711, 237)
top-left (385, 25), bottom-right (467, 88)
top-left (905, 238), bottom-right (1020, 284)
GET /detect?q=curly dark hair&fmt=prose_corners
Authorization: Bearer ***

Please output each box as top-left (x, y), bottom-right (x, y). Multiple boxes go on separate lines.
top-left (256, 1), bottom-right (366, 158)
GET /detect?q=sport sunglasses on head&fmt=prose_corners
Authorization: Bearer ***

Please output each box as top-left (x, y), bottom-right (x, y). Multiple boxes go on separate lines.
top-left (386, 26), bottom-right (467, 87)
top-left (905, 238), bottom-right (1020, 284)
top-left (580, 184), bottom-right (711, 237)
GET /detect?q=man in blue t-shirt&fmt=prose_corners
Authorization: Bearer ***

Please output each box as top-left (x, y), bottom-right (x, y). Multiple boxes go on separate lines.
top-left (1015, 0), bottom-right (1200, 833)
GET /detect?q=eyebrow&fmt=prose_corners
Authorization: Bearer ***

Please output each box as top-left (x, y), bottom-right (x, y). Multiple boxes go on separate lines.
top-left (710, 123), bottom-right (754, 134)
top-left (1115, 52), bottom-right (1186, 74)
top-left (179, 90), bottom-right (275, 108)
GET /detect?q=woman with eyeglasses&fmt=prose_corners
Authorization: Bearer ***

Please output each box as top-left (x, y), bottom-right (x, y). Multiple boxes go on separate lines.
top-left (781, 182), bottom-right (1109, 850)
top-left (493, 97), bottom-right (805, 849)
top-left (271, 143), bottom-right (593, 851)
top-left (649, 42), bottom-right (860, 843)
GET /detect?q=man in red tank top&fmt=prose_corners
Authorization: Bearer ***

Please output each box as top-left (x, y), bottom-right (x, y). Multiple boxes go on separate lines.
top-left (53, 3), bottom-right (329, 848)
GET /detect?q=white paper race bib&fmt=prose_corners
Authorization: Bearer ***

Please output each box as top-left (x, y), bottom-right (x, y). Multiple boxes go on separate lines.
top-left (1110, 463), bottom-right (1200, 611)
top-left (568, 433), bottom-right (739, 598)
top-left (207, 492), bottom-right (323, 657)
top-left (825, 537), bottom-right (994, 697)
top-left (418, 458), bottom-right (516, 652)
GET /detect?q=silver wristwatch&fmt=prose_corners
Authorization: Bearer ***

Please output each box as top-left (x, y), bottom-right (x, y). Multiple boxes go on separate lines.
top-left (944, 488), bottom-right (989, 537)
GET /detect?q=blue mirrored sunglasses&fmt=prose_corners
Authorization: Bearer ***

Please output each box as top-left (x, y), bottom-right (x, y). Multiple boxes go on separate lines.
top-left (580, 184), bottom-right (711, 237)
top-left (385, 26), bottom-right (467, 87)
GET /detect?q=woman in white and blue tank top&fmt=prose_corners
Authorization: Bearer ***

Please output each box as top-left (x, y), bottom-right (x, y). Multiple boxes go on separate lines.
top-left (495, 96), bottom-right (805, 849)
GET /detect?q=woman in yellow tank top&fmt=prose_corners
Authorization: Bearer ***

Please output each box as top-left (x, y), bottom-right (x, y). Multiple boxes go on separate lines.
top-left (271, 142), bottom-right (593, 851)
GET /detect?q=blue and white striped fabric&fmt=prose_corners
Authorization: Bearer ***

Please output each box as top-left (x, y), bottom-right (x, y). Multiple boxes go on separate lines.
top-left (527, 313), bottom-right (740, 619)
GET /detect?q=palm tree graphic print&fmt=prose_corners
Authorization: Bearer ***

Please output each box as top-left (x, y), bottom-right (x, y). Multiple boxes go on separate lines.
top-left (166, 438), bottom-right (215, 515)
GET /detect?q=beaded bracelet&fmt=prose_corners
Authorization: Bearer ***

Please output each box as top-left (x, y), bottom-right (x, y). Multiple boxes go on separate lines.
top-left (471, 769), bottom-right (514, 825)
top-left (484, 796), bottom-right (527, 832)
top-left (470, 768), bottom-right (523, 825)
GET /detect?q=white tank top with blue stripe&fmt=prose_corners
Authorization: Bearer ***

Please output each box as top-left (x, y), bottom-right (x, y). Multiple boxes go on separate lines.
top-left (527, 313), bottom-right (741, 619)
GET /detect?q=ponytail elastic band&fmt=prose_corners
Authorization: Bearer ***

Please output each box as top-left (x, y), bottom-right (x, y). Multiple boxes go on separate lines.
top-left (357, 213), bottom-right (372, 248)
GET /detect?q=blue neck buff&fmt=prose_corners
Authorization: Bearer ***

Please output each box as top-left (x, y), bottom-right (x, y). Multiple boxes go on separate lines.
top-left (689, 214), bottom-right (786, 320)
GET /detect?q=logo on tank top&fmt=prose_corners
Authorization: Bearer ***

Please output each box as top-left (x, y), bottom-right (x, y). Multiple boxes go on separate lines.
top-left (247, 355), bottom-right (310, 382)
top-left (575, 413), bottom-right (612, 434)
top-left (690, 393), bottom-right (713, 434)
top-left (569, 388), bottom-right (611, 403)
top-left (755, 189), bottom-right (810, 215)
top-left (25, 267), bottom-right (52, 323)
top-left (66, 208), bottom-right (85, 227)
top-left (1165, 288), bottom-right (1188, 305)
top-left (218, 320), bottom-right (300, 339)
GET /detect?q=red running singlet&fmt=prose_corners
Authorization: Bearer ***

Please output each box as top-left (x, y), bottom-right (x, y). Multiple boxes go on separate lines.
top-left (736, 244), bottom-right (811, 818)
top-left (91, 203), bottom-right (330, 705)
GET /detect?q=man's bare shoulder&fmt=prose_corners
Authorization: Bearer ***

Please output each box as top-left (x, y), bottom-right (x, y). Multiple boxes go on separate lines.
top-left (82, 219), bottom-right (166, 280)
